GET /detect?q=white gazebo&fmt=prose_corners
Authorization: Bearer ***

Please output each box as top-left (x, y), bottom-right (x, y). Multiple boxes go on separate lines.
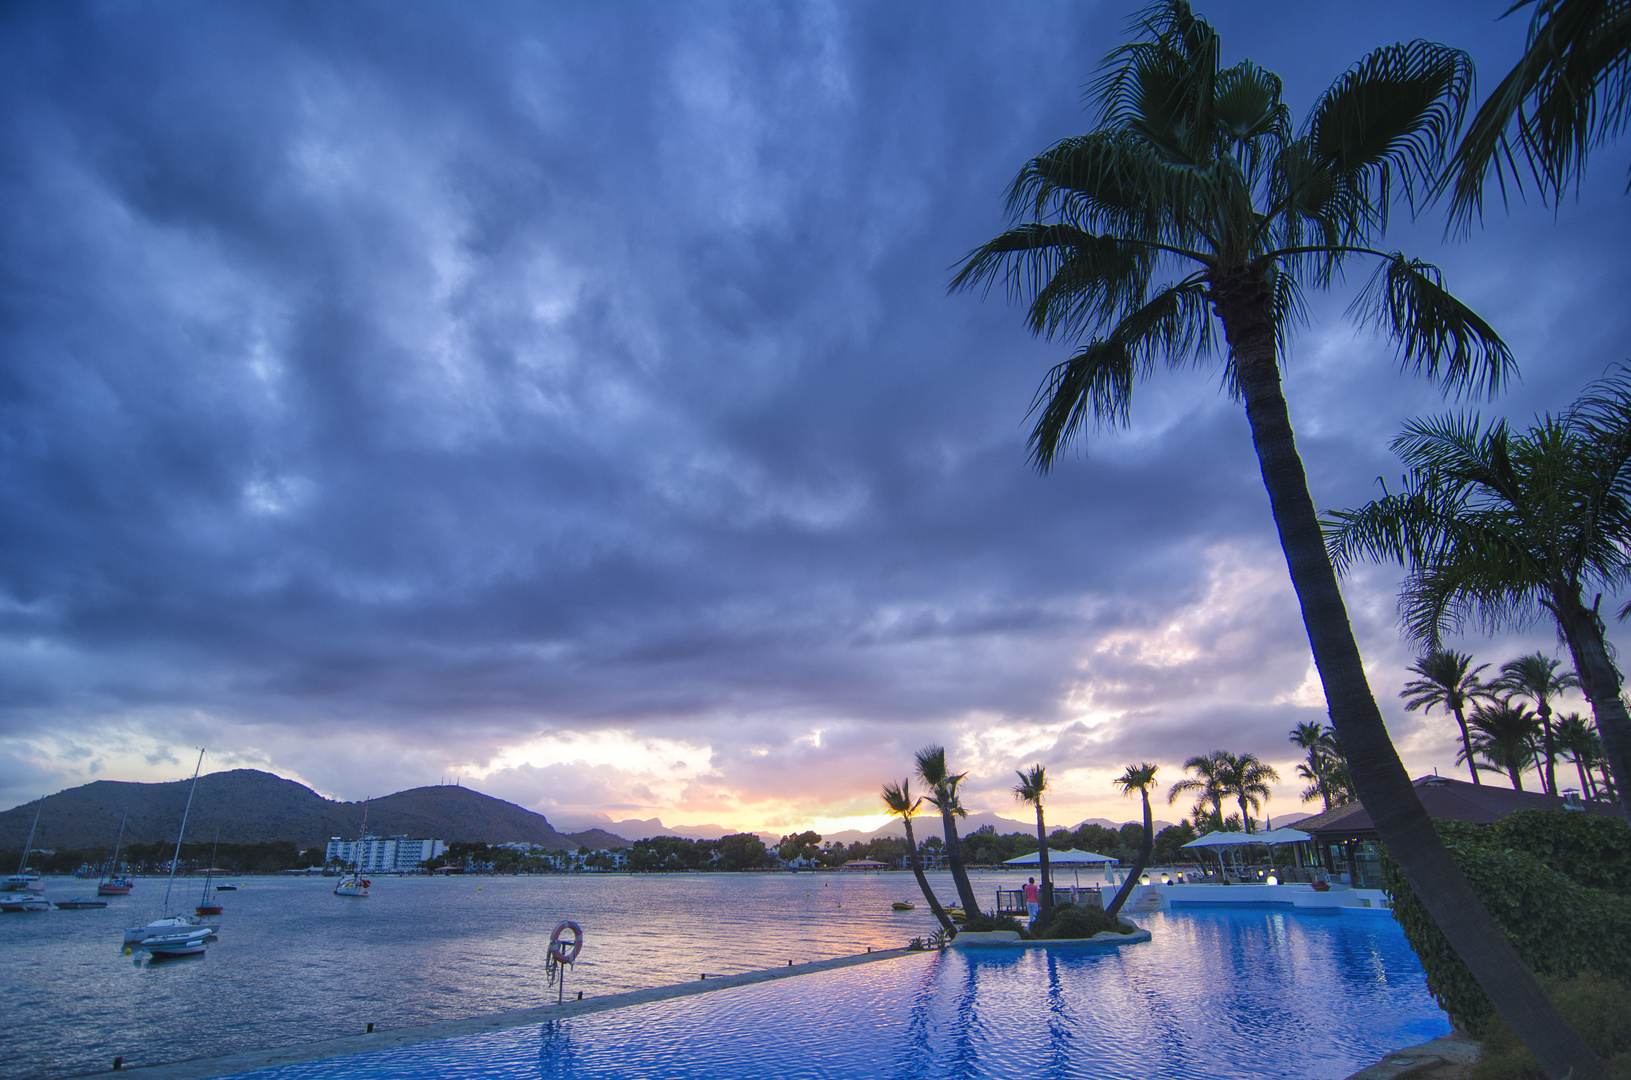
top-left (1180, 829), bottom-right (1313, 880)
top-left (1002, 848), bottom-right (1117, 867)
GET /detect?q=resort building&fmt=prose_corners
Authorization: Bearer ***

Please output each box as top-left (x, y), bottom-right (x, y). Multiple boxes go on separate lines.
top-left (1298, 774), bottom-right (1624, 889)
top-left (325, 834), bottom-right (447, 873)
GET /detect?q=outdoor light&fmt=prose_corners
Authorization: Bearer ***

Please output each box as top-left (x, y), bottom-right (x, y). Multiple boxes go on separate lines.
top-left (1160, 873), bottom-right (1169, 884)
top-left (1266, 875), bottom-right (1279, 886)
top-left (1140, 874), bottom-right (1150, 885)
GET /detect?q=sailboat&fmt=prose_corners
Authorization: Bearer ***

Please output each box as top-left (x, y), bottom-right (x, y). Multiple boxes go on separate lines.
top-left (333, 801), bottom-right (371, 898)
top-left (195, 832), bottom-right (223, 916)
top-left (97, 811), bottom-right (135, 896)
top-left (123, 751), bottom-right (217, 957)
top-left (0, 799), bottom-right (49, 913)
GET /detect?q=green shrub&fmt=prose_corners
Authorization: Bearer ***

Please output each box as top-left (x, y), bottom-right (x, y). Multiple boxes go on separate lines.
top-left (1380, 812), bottom-right (1631, 1031)
top-left (959, 912), bottom-right (1030, 937)
top-left (1496, 809), bottom-right (1631, 891)
top-left (1036, 903), bottom-right (1134, 939)
top-left (1468, 974), bottom-right (1631, 1080)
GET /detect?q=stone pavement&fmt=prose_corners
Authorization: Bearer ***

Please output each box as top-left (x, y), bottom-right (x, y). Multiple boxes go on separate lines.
top-left (1343, 1032), bottom-right (1481, 1080)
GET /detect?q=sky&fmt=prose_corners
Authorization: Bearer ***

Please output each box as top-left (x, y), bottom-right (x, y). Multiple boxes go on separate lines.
top-left (2, 1), bottom-right (1629, 839)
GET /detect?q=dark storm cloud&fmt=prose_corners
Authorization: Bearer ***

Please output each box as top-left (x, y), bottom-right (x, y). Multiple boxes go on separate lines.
top-left (1, 1), bottom-right (1628, 818)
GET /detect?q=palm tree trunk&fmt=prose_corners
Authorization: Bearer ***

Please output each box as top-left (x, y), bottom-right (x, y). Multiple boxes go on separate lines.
top-left (1537, 705), bottom-right (1558, 795)
top-left (1217, 284), bottom-right (1606, 1079)
top-left (901, 816), bottom-right (956, 935)
top-left (1575, 756), bottom-right (1596, 800)
top-left (1451, 704), bottom-right (1481, 785)
top-left (1553, 591), bottom-right (1631, 824)
top-left (1237, 795), bottom-right (1253, 834)
top-left (1034, 807), bottom-right (1054, 922)
top-left (939, 809), bottom-right (981, 915)
top-left (1105, 788), bottom-right (1154, 919)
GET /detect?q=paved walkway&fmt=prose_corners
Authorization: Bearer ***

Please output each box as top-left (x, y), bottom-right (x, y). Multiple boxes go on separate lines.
top-left (92, 947), bottom-right (925, 1079)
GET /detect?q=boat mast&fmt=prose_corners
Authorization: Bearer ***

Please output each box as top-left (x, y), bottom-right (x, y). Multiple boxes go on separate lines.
top-left (200, 830), bottom-right (220, 902)
top-left (17, 798), bottom-right (43, 875)
top-left (162, 750), bottom-right (205, 916)
top-left (103, 811), bottom-right (128, 885)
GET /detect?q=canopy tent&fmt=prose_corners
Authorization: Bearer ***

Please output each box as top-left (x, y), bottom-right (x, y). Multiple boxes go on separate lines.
top-left (1002, 848), bottom-right (1116, 866)
top-left (1180, 828), bottom-right (1309, 850)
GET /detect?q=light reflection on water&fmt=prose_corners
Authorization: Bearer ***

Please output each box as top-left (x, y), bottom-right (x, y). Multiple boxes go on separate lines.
top-left (235, 909), bottom-right (1448, 1080)
top-left (4, 870), bottom-right (1004, 1079)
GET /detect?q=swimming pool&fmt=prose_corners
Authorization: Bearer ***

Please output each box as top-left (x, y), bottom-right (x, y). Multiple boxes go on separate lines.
top-left (228, 909), bottom-right (1448, 1080)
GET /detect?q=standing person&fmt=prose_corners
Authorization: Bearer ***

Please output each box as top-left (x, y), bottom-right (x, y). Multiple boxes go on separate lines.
top-left (1023, 877), bottom-right (1040, 921)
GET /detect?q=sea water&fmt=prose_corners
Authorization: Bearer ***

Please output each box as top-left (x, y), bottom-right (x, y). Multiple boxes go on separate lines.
top-left (0, 872), bottom-right (1446, 1079)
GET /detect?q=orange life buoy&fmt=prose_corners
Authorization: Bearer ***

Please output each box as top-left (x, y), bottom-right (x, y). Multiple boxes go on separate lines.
top-left (548, 920), bottom-right (583, 965)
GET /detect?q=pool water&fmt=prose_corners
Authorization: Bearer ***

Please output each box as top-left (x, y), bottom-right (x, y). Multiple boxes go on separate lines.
top-left (233, 909), bottom-right (1449, 1080)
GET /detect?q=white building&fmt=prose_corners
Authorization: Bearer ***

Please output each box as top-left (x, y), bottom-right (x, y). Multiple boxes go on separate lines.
top-left (326, 834), bottom-right (446, 873)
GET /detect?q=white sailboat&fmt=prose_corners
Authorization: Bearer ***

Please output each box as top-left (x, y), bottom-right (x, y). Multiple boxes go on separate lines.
top-left (0, 799), bottom-right (49, 913)
top-left (333, 801), bottom-right (370, 898)
top-left (124, 751), bottom-right (216, 957)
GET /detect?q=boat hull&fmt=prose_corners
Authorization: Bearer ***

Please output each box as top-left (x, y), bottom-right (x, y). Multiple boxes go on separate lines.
top-left (55, 899), bottom-right (109, 909)
top-left (124, 914), bottom-right (219, 944)
top-left (0, 893), bottom-right (50, 913)
top-left (98, 880), bottom-right (134, 896)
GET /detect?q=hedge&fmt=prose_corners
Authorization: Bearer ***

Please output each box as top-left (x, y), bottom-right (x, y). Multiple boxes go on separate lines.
top-left (1380, 810), bottom-right (1631, 1032)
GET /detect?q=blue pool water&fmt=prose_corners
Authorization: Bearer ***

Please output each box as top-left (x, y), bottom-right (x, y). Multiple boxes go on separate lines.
top-left (232, 909), bottom-right (1449, 1080)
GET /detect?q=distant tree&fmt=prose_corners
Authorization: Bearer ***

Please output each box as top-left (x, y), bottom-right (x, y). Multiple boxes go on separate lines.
top-left (1461, 700), bottom-right (1543, 790)
top-left (715, 833), bottom-right (768, 872)
top-left (777, 830), bottom-right (822, 864)
top-left (1554, 712), bottom-right (1605, 799)
top-left (1491, 653), bottom-right (1580, 794)
top-left (1013, 764), bottom-right (1054, 922)
top-left (1401, 648), bottom-right (1494, 786)
top-left (1168, 752), bottom-right (1230, 831)
top-left (1153, 822), bottom-right (1198, 864)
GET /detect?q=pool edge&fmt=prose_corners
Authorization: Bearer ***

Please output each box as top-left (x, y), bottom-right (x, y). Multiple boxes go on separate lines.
top-left (80, 947), bottom-right (930, 1080)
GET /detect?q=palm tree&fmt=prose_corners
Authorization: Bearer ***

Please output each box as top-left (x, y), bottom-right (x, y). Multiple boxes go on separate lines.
top-left (1013, 764), bottom-right (1054, 923)
top-left (1105, 763), bottom-right (1159, 919)
top-left (1461, 700), bottom-right (1543, 790)
top-left (1401, 648), bottom-right (1493, 786)
top-left (1324, 373), bottom-right (1631, 825)
top-left (1290, 721), bottom-right (1346, 810)
top-left (1443, 0), bottom-right (1631, 227)
top-left (1491, 653), bottom-right (1581, 794)
top-left (1219, 752), bottom-right (1279, 834)
top-left (914, 745), bottom-right (981, 916)
top-left (952, 4), bottom-right (1599, 1069)
top-left (1168, 751), bottom-right (1230, 831)
top-left (1554, 712), bottom-right (1603, 799)
top-left (881, 779), bottom-right (957, 935)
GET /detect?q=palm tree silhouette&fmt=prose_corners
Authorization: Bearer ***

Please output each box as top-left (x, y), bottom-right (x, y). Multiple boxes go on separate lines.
top-left (1290, 721), bottom-right (1347, 810)
top-left (1326, 373), bottom-right (1631, 824)
top-left (914, 745), bottom-right (981, 916)
top-left (950, 3), bottom-right (1599, 1065)
top-left (1553, 713), bottom-right (1603, 800)
top-left (1012, 764), bottom-right (1054, 924)
top-left (1461, 700), bottom-right (1542, 790)
top-left (1492, 653), bottom-right (1580, 794)
top-left (1168, 751), bottom-right (1230, 831)
top-left (1219, 752), bottom-right (1279, 834)
top-left (1401, 648), bottom-right (1494, 786)
top-left (1106, 763), bottom-right (1158, 919)
top-left (881, 779), bottom-right (956, 935)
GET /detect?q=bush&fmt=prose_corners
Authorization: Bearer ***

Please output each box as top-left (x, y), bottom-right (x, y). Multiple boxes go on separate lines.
top-left (1468, 974), bottom-right (1631, 1080)
top-left (1380, 811), bottom-right (1631, 1032)
top-left (959, 912), bottom-right (1030, 937)
top-left (1036, 903), bottom-right (1135, 939)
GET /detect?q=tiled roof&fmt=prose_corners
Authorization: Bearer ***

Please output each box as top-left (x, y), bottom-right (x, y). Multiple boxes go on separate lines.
top-left (1298, 775), bottom-right (1623, 840)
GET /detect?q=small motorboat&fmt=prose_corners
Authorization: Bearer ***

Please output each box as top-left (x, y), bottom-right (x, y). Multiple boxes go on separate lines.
top-left (945, 906), bottom-right (968, 923)
top-left (98, 878), bottom-right (135, 896)
top-left (214, 884), bottom-right (238, 891)
top-left (54, 898), bottom-right (109, 910)
top-left (891, 900), bottom-right (916, 911)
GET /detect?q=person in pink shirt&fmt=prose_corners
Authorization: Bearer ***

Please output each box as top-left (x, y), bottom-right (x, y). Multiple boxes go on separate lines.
top-left (1023, 877), bottom-right (1040, 919)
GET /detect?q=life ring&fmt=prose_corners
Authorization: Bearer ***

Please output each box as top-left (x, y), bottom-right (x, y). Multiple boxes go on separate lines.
top-left (548, 920), bottom-right (583, 965)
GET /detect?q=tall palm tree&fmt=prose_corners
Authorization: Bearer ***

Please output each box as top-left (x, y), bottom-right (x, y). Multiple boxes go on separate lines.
top-left (1324, 372), bottom-right (1631, 826)
top-left (1443, 0), bottom-right (1631, 226)
top-left (914, 745), bottom-right (981, 916)
top-left (1491, 653), bottom-right (1581, 794)
top-left (1106, 763), bottom-right (1158, 919)
top-left (1013, 764), bottom-right (1054, 923)
top-left (1290, 721), bottom-right (1345, 810)
top-left (1168, 751), bottom-right (1230, 831)
top-left (952, 4), bottom-right (1599, 1070)
top-left (1461, 700), bottom-right (1543, 790)
top-left (1219, 752), bottom-right (1279, 834)
top-left (1401, 648), bottom-right (1493, 786)
top-left (881, 779), bottom-right (957, 935)
top-left (1554, 712), bottom-right (1603, 799)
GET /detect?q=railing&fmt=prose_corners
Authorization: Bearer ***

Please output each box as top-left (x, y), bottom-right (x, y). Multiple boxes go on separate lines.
top-left (995, 886), bottom-right (1104, 916)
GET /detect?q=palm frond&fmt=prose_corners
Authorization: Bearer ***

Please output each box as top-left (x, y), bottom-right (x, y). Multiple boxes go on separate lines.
top-left (1349, 255), bottom-right (1515, 398)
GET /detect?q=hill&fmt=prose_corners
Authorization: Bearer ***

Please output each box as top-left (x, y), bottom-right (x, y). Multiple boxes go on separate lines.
top-left (0, 771), bottom-right (629, 854)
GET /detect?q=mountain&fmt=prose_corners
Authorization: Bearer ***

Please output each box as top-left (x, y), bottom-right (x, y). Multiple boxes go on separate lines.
top-left (554, 815), bottom-right (780, 847)
top-left (0, 771), bottom-right (630, 853)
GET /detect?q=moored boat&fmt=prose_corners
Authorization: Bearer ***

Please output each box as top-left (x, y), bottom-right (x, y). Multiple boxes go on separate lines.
top-left (1, 800), bottom-right (49, 913)
top-left (892, 900), bottom-right (916, 911)
top-left (97, 812), bottom-right (135, 896)
top-left (54, 898), bottom-right (109, 910)
top-left (125, 750), bottom-right (221, 957)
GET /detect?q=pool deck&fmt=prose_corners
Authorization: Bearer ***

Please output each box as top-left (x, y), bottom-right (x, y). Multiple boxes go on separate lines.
top-left (85, 947), bottom-right (928, 1079)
